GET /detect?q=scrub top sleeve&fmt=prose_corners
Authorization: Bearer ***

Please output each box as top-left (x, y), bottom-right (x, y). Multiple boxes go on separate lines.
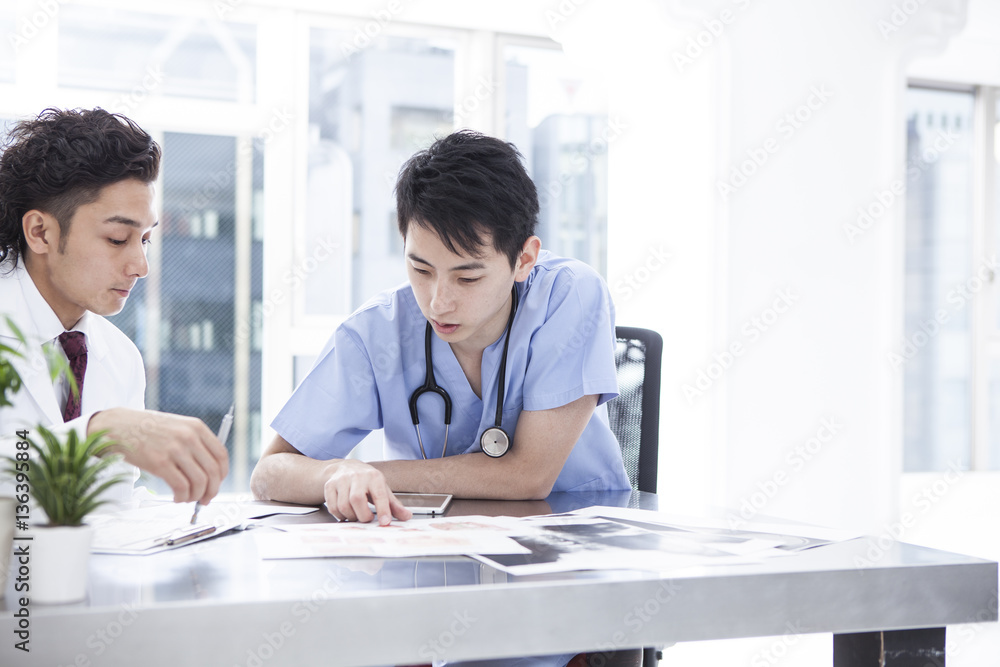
top-left (270, 326), bottom-right (383, 460)
top-left (522, 269), bottom-right (619, 412)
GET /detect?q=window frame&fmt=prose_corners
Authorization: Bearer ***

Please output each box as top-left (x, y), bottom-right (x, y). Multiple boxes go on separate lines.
top-left (904, 80), bottom-right (1000, 471)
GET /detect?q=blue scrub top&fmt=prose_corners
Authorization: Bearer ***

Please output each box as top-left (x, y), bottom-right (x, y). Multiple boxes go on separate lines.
top-left (272, 251), bottom-right (630, 493)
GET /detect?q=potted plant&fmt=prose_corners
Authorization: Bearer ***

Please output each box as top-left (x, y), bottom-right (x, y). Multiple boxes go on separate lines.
top-left (2, 315), bottom-right (130, 603)
top-left (4, 426), bottom-right (129, 603)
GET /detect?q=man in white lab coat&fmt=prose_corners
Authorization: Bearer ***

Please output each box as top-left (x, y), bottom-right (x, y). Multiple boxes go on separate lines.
top-left (0, 107), bottom-right (228, 504)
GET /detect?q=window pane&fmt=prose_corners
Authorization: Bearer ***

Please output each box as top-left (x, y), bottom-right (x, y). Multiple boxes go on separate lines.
top-left (903, 87), bottom-right (975, 472)
top-left (995, 93), bottom-right (1000, 330)
top-left (990, 95), bottom-right (1000, 470)
top-left (990, 360), bottom-right (1000, 470)
top-left (309, 30), bottom-right (455, 314)
top-left (504, 45), bottom-right (610, 277)
top-left (58, 6), bottom-right (256, 102)
top-left (109, 132), bottom-right (262, 491)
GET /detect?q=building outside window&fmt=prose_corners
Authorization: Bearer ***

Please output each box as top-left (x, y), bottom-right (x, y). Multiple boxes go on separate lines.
top-left (903, 84), bottom-right (1000, 472)
top-left (0, 2), bottom-right (610, 488)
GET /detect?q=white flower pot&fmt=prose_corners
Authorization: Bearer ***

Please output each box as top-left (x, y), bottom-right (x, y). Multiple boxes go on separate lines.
top-left (0, 497), bottom-right (15, 598)
top-left (29, 524), bottom-right (94, 604)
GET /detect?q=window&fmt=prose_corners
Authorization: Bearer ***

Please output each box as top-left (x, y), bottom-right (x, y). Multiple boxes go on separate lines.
top-left (109, 133), bottom-right (264, 490)
top-left (59, 6), bottom-right (256, 102)
top-left (308, 29), bottom-right (457, 314)
top-left (502, 43), bottom-right (610, 276)
top-left (903, 84), bottom-right (1000, 471)
top-left (3, 2), bottom-right (613, 487)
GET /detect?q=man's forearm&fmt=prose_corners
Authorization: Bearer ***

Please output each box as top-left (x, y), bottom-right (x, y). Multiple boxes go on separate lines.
top-left (250, 452), bottom-right (339, 504)
top-left (371, 452), bottom-right (557, 500)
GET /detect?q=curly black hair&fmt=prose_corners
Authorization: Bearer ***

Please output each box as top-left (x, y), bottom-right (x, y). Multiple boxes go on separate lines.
top-left (0, 107), bottom-right (161, 267)
top-left (395, 130), bottom-right (539, 268)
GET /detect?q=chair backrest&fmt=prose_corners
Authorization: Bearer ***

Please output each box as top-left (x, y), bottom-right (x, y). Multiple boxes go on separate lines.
top-left (608, 326), bottom-right (663, 493)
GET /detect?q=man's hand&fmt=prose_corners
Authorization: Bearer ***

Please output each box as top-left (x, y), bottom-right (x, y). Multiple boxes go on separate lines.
top-left (322, 458), bottom-right (412, 526)
top-left (88, 408), bottom-right (229, 504)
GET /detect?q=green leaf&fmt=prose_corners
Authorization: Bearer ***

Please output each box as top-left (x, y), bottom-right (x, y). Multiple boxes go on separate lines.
top-left (2, 425), bottom-right (131, 526)
top-left (0, 315), bottom-right (26, 407)
top-left (42, 342), bottom-right (79, 401)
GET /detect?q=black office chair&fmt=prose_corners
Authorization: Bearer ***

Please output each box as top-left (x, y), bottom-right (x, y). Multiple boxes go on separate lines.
top-left (604, 326), bottom-right (664, 667)
top-left (609, 326), bottom-right (663, 494)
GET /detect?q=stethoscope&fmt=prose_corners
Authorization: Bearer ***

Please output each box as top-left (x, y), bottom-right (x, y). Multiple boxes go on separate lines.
top-left (408, 286), bottom-right (518, 459)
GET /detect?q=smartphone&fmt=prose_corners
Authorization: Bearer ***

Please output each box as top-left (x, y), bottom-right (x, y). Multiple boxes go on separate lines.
top-left (394, 493), bottom-right (453, 515)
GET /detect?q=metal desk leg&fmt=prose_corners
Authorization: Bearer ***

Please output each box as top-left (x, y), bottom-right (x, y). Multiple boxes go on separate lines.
top-left (833, 628), bottom-right (946, 666)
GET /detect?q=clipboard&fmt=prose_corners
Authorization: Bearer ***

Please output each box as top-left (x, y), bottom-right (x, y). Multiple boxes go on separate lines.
top-left (89, 516), bottom-right (238, 555)
top-left (88, 500), bottom-right (320, 555)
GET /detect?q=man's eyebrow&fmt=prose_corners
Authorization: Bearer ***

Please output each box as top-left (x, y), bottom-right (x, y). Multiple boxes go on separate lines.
top-left (104, 216), bottom-right (159, 230)
top-left (407, 252), bottom-right (486, 272)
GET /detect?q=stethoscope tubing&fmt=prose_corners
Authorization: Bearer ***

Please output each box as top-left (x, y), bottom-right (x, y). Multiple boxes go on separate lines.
top-left (409, 285), bottom-right (518, 459)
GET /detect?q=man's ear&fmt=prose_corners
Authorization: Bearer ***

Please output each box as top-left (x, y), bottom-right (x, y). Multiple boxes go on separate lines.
top-left (514, 236), bottom-right (541, 282)
top-left (22, 210), bottom-right (59, 256)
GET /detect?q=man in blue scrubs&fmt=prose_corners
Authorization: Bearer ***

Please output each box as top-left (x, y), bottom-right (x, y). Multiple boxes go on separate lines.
top-left (251, 130), bottom-right (629, 525)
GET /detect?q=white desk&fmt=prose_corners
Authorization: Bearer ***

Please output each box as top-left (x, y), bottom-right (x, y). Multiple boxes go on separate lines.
top-left (1, 491), bottom-right (996, 666)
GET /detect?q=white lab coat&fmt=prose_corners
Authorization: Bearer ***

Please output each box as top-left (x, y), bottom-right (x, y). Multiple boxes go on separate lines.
top-left (0, 262), bottom-right (142, 504)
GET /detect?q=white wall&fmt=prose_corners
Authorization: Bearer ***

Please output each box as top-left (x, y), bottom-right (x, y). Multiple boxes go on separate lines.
top-left (370, 0), bottom-right (993, 541)
top-left (553, 0), bottom-right (975, 536)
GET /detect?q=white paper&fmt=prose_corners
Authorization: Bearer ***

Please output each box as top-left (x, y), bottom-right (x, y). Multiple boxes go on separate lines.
top-left (569, 506), bottom-right (862, 545)
top-left (90, 501), bottom-right (319, 554)
top-left (469, 514), bottom-right (765, 575)
top-left (254, 517), bottom-right (532, 560)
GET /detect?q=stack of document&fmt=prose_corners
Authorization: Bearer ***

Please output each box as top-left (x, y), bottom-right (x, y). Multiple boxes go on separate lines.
top-left (255, 516), bottom-right (532, 559)
top-left (251, 506), bottom-right (859, 576)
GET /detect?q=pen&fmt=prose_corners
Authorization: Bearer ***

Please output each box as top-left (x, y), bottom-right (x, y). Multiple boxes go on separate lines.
top-left (155, 525), bottom-right (217, 547)
top-left (191, 403), bottom-right (234, 525)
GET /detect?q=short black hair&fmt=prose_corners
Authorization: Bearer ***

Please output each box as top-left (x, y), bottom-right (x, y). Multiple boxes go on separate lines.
top-left (0, 107), bottom-right (161, 267)
top-left (395, 130), bottom-right (539, 268)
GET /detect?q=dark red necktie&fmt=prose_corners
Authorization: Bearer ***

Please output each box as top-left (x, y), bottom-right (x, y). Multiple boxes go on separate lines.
top-left (59, 331), bottom-right (87, 421)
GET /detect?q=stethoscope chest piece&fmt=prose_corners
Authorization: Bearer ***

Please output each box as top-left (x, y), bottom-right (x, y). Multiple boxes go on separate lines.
top-left (480, 426), bottom-right (510, 458)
